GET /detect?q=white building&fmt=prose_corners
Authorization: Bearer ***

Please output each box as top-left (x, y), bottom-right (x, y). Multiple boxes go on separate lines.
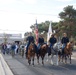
top-left (0, 33), bottom-right (23, 44)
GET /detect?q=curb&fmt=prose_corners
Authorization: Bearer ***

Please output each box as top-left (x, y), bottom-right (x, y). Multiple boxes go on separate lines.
top-left (0, 54), bottom-right (14, 75)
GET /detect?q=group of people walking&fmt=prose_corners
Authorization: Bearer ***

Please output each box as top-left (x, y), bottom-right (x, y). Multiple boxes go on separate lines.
top-left (1, 42), bottom-right (19, 55)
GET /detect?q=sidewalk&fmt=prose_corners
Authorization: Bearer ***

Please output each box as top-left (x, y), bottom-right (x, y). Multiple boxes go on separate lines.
top-left (0, 54), bottom-right (14, 75)
top-left (0, 57), bottom-right (5, 75)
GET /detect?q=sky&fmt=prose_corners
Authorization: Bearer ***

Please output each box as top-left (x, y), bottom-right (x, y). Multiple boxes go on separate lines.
top-left (0, 0), bottom-right (76, 37)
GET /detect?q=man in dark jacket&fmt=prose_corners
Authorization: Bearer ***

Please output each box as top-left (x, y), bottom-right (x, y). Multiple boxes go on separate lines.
top-left (48, 34), bottom-right (57, 55)
top-left (26, 33), bottom-right (34, 54)
top-left (11, 43), bottom-right (16, 50)
top-left (2, 43), bottom-right (7, 55)
top-left (37, 34), bottom-right (44, 48)
top-left (37, 34), bottom-right (44, 53)
top-left (25, 32), bottom-right (38, 57)
top-left (61, 33), bottom-right (69, 54)
top-left (49, 34), bottom-right (57, 49)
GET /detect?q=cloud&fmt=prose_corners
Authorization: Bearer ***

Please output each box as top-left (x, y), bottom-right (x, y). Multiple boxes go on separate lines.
top-left (0, 0), bottom-right (15, 4)
top-left (54, 3), bottom-right (76, 10)
top-left (0, 11), bottom-right (60, 34)
top-left (0, 0), bottom-right (37, 5)
top-left (19, 0), bottom-right (37, 4)
top-left (56, 0), bottom-right (73, 2)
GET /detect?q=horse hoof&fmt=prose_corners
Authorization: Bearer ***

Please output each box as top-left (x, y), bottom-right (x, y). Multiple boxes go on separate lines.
top-left (51, 64), bottom-right (54, 66)
top-left (64, 62), bottom-right (67, 64)
top-left (50, 62), bottom-right (54, 65)
top-left (43, 64), bottom-right (44, 66)
top-left (32, 65), bottom-right (35, 67)
top-left (38, 63), bottom-right (40, 65)
top-left (56, 64), bottom-right (59, 66)
top-left (27, 64), bottom-right (30, 66)
top-left (46, 59), bottom-right (49, 62)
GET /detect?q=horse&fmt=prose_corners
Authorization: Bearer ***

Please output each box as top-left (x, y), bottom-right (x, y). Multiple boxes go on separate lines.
top-left (37, 44), bottom-right (48, 65)
top-left (47, 42), bottom-right (62, 65)
top-left (59, 41), bottom-right (74, 64)
top-left (27, 42), bottom-right (36, 65)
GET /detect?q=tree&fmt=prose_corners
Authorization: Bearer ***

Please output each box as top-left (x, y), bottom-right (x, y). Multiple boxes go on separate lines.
top-left (30, 21), bottom-right (58, 41)
top-left (59, 5), bottom-right (76, 38)
top-left (3, 33), bottom-right (10, 44)
top-left (29, 5), bottom-right (76, 41)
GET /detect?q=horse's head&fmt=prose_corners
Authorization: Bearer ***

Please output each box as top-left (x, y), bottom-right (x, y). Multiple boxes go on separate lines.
top-left (53, 43), bottom-right (58, 49)
top-left (66, 42), bottom-right (73, 51)
top-left (41, 44), bottom-right (48, 49)
top-left (53, 42), bottom-right (62, 52)
top-left (29, 43), bottom-right (35, 51)
top-left (40, 44), bottom-right (48, 54)
top-left (65, 42), bottom-right (74, 55)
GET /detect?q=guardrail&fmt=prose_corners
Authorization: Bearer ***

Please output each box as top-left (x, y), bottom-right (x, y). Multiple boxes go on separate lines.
top-left (0, 54), bottom-right (14, 75)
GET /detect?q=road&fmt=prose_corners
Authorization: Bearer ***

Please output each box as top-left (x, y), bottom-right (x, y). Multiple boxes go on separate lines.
top-left (12, 51), bottom-right (76, 75)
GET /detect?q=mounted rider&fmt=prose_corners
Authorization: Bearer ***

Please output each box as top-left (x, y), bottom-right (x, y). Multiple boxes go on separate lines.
top-left (49, 34), bottom-right (57, 50)
top-left (37, 33), bottom-right (44, 49)
top-left (61, 33), bottom-right (69, 54)
top-left (25, 32), bottom-right (37, 56)
top-left (37, 33), bottom-right (44, 53)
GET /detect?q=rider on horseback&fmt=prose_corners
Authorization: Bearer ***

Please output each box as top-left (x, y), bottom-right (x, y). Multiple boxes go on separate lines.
top-left (26, 32), bottom-right (37, 57)
top-left (37, 33), bottom-right (44, 53)
top-left (49, 34), bottom-right (57, 50)
top-left (61, 33), bottom-right (69, 54)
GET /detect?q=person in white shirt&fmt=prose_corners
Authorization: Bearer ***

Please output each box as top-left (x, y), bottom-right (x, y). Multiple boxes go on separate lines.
top-left (15, 43), bottom-right (18, 54)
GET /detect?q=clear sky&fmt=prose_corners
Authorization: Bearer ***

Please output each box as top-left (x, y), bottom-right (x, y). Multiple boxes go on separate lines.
top-left (0, 0), bottom-right (76, 37)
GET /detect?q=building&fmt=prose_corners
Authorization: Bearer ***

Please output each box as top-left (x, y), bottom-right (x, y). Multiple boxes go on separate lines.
top-left (0, 33), bottom-right (23, 44)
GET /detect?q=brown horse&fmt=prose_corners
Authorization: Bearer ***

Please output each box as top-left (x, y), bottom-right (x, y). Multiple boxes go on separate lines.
top-left (27, 43), bottom-right (36, 65)
top-left (37, 44), bottom-right (48, 65)
top-left (59, 42), bottom-right (73, 64)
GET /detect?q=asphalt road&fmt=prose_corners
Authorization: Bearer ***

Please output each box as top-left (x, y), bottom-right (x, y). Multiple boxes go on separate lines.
top-left (13, 52), bottom-right (76, 75)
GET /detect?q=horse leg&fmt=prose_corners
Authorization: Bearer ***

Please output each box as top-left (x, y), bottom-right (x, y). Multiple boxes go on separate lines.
top-left (65, 55), bottom-right (67, 64)
top-left (58, 55), bottom-right (61, 62)
top-left (69, 55), bottom-right (71, 64)
top-left (37, 54), bottom-right (40, 65)
top-left (28, 59), bottom-right (31, 65)
top-left (42, 56), bottom-right (44, 65)
top-left (28, 56), bottom-right (31, 65)
top-left (32, 56), bottom-right (34, 65)
top-left (62, 55), bottom-right (64, 63)
top-left (56, 53), bottom-right (59, 66)
top-left (50, 54), bottom-right (54, 65)
top-left (46, 53), bottom-right (49, 62)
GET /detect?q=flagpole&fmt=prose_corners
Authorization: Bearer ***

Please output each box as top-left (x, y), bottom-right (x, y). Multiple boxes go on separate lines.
top-left (35, 19), bottom-right (39, 45)
top-left (47, 21), bottom-right (52, 44)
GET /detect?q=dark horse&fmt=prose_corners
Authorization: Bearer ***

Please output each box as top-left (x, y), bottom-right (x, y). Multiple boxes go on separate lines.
top-left (27, 42), bottom-right (36, 65)
top-left (37, 44), bottom-right (48, 65)
top-left (58, 41), bottom-right (74, 64)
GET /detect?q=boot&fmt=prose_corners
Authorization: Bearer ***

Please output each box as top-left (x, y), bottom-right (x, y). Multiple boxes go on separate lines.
top-left (62, 49), bottom-right (64, 55)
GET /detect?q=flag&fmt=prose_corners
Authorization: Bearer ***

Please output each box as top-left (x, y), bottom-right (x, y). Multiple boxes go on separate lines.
top-left (35, 19), bottom-right (39, 45)
top-left (47, 21), bottom-right (52, 44)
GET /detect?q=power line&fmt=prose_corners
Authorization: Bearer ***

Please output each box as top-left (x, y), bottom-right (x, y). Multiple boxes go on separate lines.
top-left (27, 13), bottom-right (58, 16)
top-left (0, 29), bottom-right (26, 32)
top-left (0, 10), bottom-right (58, 16)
